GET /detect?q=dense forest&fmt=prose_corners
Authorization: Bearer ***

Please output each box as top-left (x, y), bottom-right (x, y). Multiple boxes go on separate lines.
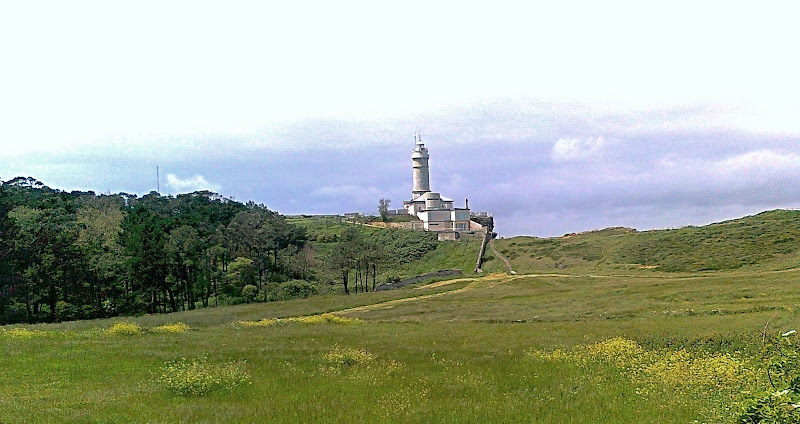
top-left (0, 177), bottom-right (319, 324)
top-left (0, 177), bottom-right (444, 324)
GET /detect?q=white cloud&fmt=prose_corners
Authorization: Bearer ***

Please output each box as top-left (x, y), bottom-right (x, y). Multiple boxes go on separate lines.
top-left (710, 150), bottom-right (800, 181)
top-left (718, 149), bottom-right (799, 171)
top-left (551, 137), bottom-right (607, 162)
top-left (165, 174), bottom-right (221, 193)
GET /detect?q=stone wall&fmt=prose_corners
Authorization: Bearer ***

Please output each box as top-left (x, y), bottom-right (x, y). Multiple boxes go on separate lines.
top-left (353, 218), bottom-right (483, 235)
top-left (437, 231), bottom-right (458, 241)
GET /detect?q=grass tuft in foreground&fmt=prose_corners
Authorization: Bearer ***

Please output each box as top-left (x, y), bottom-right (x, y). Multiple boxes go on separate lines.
top-left (529, 336), bottom-right (761, 422)
top-left (156, 356), bottom-right (251, 396)
top-left (323, 346), bottom-right (375, 368)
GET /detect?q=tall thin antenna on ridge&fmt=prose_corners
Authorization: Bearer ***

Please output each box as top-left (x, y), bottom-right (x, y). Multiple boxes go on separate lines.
top-left (156, 166), bottom-right (160, 194)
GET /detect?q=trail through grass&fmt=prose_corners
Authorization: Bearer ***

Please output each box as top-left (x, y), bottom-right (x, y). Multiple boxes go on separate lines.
top-left (335, 273), bottom-right (518, 315)
top-left (489, 238), bottom-right (515, 274)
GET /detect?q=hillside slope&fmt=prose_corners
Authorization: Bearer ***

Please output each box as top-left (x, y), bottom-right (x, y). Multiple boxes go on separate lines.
top-left (288, 216), bottom-right (503, 282)
top-left (496, 209), bottom-right (800, 274)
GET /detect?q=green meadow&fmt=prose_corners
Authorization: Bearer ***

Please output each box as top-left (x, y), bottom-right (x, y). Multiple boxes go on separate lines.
top-left (4, 268), bottom-right (800, 423)
top-left (5, 210), bottom-right (800, 423)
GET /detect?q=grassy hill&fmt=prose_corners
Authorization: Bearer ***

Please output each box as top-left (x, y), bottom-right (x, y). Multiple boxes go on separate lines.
top-left (496, 209), bottom-right (800, 274)
top-left (287, 215), bottom-right (504, 283)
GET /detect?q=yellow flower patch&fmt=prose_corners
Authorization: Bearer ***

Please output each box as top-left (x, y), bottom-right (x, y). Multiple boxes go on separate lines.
top-left (152, 322), bottom-right (190, 334)
top-left (284, 314), bottom-right (361, 324)
top-left (105, 321), bottom-right (142, 335)
top-left (1, 327), bottom-right (44, 339)
top-left (236, 318), bottom-right (277, 327)
top-left (157, 356), bottom-right (250, 395)
top-left (237, 314), bottom-right (360, 328)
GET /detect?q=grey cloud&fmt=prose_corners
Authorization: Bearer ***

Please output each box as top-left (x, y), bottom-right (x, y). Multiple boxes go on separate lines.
top-left (3, 99), bottom-right (799, 237)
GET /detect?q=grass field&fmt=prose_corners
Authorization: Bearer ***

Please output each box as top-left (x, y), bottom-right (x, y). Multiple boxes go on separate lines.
top-left (4, 263), bottom-right (800, 423)
top-left (5, 210), bottom-right (800, 423)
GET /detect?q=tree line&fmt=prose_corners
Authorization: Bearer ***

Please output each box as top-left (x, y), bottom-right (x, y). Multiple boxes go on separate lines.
top-left (0, 178), bottom-right (445, 324)
top-left (323, 223), bottom-right (440, 294)
top-left (0, 177), bottom-right (309, 324)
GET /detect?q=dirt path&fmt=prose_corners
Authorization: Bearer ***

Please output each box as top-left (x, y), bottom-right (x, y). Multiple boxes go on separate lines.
top-left (489, 238), bottom-right (516, 274)
top-left (332, 265), bottom-right (800, 317)
top-left (335, 274), bottom-right (520, 315)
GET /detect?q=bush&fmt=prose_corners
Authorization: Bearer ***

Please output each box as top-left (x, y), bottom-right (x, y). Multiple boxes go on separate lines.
top-left (102, 299), bottom-right (117, 316)
top-left (56, 301), bottom-right (81, 322)
top-left (366, 228), bottom-right (439, 264)
top-left (241, 285), bottom-right (258, 303)
top-left (278, 280), bottom-right (317, 300)
top-left (117, 294), bottom-right (147, 316)
top-left (384, 274), bottom-right (401, 285)
top-left (6, 303), bottom-right (28, 322)
top-left (739, 330), bottom-right (800, 422)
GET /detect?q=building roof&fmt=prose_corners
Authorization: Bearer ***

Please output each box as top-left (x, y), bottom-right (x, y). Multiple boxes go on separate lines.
top-left (409, 191), bottom-right (453, 203)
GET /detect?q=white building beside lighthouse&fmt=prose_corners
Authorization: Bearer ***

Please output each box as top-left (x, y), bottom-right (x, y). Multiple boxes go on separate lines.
top-left (403, 135), bottom-right (475, 237)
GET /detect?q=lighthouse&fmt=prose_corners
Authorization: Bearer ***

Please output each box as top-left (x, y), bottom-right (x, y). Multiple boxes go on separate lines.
top-left (411, 133), bottom-right (430, 198)
top-left (402, 134), bottom-right (474, 239)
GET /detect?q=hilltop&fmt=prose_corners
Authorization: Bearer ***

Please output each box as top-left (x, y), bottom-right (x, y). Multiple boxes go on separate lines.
top-left (495, 209), bottom-right (800, 274)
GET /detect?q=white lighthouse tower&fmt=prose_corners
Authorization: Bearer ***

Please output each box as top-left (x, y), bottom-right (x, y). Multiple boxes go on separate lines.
top-left (403, 134), bottom-right (473, 238)
top-left (411, 133), bottom-right (431, 198)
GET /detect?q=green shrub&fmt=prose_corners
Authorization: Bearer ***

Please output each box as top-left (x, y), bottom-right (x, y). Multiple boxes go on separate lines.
top-left (739, 330), bottom-right (800, 422)
top-left (384, 274), bottom-right (401, 285)
top-left (7, 303), bottom-right (28, 322)
top-left (56, 301), bottom-right (81, 321)
top-left (241, 284), bottom-right (258, 303)
top-left (365, 228), bottom-right (439, 264)
top-left (278, 280), bottom-right (317, 300)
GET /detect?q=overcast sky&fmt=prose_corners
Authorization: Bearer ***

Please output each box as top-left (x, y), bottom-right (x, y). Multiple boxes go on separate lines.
top-left (2, 1), bottom-right (800, 236)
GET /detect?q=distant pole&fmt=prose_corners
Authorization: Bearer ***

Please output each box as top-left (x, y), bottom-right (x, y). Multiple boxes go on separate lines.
top-left (156, 166), bottom-right (160, 194)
